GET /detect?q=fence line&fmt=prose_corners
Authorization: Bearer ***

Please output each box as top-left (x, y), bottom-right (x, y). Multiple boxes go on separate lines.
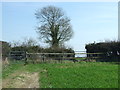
top-left (26, 52), bottom-right (103, 55)
top-left (25, 52), bottom-right (103, 63)
top-left (7, 51), bottom-right (106, 64)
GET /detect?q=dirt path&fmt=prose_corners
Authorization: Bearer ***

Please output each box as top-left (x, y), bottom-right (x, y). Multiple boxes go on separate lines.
top-left (2, 72), bottom-right (39, 88)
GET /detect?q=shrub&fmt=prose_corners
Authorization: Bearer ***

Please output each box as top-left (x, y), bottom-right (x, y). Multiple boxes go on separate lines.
top-left (85, 41), bottom-right (120, 62)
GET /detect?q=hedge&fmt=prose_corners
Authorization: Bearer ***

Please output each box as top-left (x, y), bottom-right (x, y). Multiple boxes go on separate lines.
top-left (85, 41), bottom-right (120, 62)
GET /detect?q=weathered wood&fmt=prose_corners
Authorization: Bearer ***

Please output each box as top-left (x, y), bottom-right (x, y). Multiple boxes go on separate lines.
top-left (27, 53), bottom-right (103, 55)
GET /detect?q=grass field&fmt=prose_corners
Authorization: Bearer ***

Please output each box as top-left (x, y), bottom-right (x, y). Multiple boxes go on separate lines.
top-left (2, 61), bottom-right (118, 88)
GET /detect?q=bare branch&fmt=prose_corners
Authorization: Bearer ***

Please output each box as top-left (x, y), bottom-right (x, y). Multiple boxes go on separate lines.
top-left (35, 6), bottom-right (73, 48)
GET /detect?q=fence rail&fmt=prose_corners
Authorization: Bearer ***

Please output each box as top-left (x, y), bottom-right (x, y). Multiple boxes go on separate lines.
top-left (25, 52), bottom-right (104, 63)
top-left (26, 52), bottom-right (103, 55)
top-left (2, 51), bottom-right (119, 69)
top-left (8, 51), bottom-right (114, 64)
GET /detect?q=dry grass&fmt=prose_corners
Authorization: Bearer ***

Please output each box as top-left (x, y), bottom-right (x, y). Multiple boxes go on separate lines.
top-left (2, 71), bottom-right (39, 88)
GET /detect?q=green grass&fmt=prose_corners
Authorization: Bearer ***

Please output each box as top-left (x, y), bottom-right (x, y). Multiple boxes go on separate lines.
top-left (2, 64), bottom-right (21, 79)
top-left (2, 61), bottom-right (118, 88)
top-left (75, 57), bottom-right (86, 61)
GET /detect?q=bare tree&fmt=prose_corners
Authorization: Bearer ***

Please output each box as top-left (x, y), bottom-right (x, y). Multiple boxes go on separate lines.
top-left (21, 37), bottom-right (37, 47)
top-left (11, 37), bottom-right (37, 47)
top-left (35, 6), bottom-right (73, 48)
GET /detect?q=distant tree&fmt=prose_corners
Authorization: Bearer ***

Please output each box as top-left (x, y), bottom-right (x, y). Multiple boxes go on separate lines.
top-left (35, 6), bottom-right (73, 48)
top-left (11, 38), bottom-right (44, 53)
top-left (11, 37), bottom-right (37, 47)
top-left (21, 37), bottom-right (37, 47)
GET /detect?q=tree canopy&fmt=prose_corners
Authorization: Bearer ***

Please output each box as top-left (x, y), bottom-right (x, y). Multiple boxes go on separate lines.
top-left (35, 6), bottom-right (73, 48)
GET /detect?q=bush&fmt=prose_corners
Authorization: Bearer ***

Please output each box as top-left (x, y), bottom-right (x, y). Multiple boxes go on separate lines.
top-left (1, 41), bottom-right (11, 58)
top-left (85, 41), bottom-right (120, 62)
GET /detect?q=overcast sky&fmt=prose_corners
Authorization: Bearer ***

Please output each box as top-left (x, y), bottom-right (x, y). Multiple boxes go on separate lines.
top-left (2, 2), bottom-right (118, 51)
